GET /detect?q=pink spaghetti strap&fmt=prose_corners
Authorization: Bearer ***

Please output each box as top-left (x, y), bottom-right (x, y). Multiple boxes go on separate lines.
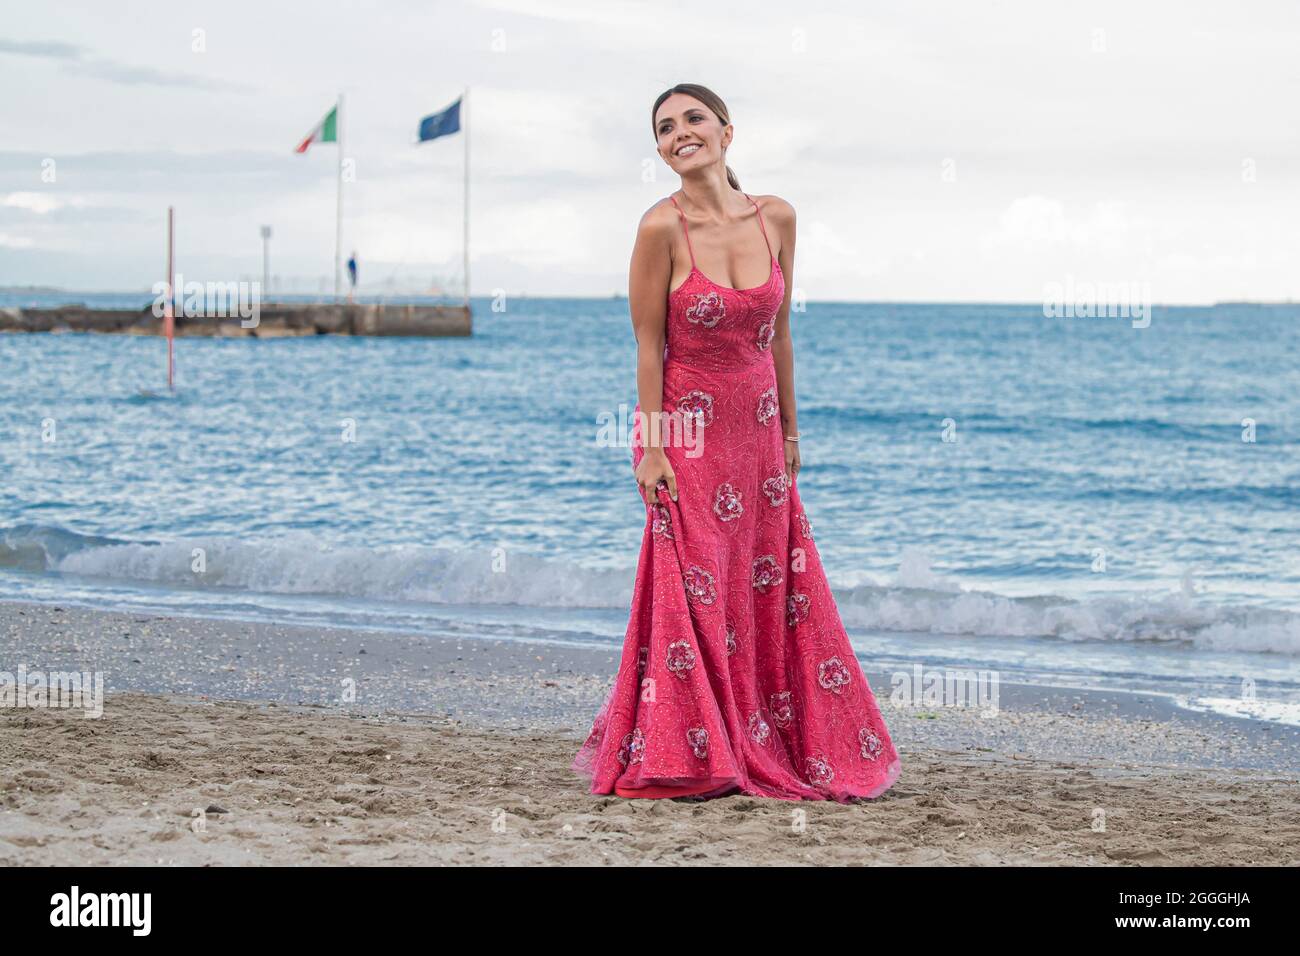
top-left (744, 193), bottom-right (775, 259)
top-left (667, 195), bottom-right (696, 269)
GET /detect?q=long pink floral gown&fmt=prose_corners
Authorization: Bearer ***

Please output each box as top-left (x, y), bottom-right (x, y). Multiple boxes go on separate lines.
top-left (572, 193), bottom-right (901, 802)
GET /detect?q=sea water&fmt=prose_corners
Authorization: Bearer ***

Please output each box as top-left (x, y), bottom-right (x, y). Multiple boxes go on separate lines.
top-left (2, 293), bottom-right (1298, 722)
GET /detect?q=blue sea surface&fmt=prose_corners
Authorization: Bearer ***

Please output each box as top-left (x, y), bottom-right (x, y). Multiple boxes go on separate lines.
top-left (2, 292), bottom-right (1298, 720)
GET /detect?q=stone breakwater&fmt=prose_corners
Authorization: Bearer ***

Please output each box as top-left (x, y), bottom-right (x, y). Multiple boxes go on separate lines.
top-left (0, 303), bottom-right (472, 337)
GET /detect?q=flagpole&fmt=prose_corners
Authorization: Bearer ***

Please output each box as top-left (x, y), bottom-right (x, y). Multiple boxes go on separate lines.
top-left (462, 86), bottom-right (470, 308)
top-left (165, 206), bottom-right (175, 392)
top-left (335, 92), bottom-right (344, 301)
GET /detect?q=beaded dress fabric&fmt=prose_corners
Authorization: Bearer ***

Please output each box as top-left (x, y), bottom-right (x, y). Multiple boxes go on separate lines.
top-left (571, 193), bottom-right (901, 802)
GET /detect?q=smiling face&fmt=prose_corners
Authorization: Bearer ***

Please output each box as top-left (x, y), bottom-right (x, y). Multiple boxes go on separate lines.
top-left (654, 93), bottom-right (731, 174)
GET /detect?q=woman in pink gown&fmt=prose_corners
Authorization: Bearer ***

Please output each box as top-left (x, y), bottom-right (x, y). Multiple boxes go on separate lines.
top-left (572, 84), bottom-right (901, 802)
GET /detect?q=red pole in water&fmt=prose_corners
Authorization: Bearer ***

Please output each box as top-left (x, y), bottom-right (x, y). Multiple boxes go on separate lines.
top-left (165, 207), bottom-right (175, 391)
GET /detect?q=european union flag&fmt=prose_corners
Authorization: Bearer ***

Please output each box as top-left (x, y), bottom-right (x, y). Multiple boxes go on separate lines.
top-left (418, 98), bottom-right (462, 143)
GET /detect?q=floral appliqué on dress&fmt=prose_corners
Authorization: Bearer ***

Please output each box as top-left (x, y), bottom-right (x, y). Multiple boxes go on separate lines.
top-left (617, 728), bottom-right (646, 767)
top-left (859, 728), bottom-right (884, 761)
top-left (683, 565), bottom-right (717, 605)
top-left (752, 555), bottom-right (784, 592)
top-left (787, 591), bottom-right (811, 626)
top-left (805, 755), bottom-right (834, 786)
top-left (756, 387), bottom-right (779, 426)
top-left (713, 482), bottom-right (744, 522)
top-left (762, 473), bottom-right (788, 507)
top-left (687, 727), bottom-right (709, 759)
top-left (666, 639), bottom-right (696, 679)
top-left (686, 291), bottom-right (726, 328)
top-left (818, 656), bottom-right (852, 695)
top-left (649, 503), bottom-right (673, 539)
top-left (770, 691), bottom-right (794, 729)
top-left (675, 389), bottom-right (715, 426)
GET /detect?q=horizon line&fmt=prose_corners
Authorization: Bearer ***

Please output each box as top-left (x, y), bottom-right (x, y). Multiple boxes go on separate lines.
top-left (2, 286), bottom-right (1297, 309)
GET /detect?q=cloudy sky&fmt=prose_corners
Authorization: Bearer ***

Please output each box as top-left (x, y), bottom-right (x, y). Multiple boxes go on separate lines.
top-left (1, 0), bottom-right (1297, 302)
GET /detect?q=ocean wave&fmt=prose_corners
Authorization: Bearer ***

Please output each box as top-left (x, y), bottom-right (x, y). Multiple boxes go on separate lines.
top-left (2, 525), bottom-right (1297, 656)
top-left (30, 529), bottom-right (631, 609)
top-left (0, 524), bottom-right (126, 571)
top-left (837, 575), bottom-right (1300, 656)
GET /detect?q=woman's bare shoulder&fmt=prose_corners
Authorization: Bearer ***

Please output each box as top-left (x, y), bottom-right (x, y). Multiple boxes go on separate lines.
top-left (751, 193), bottom-right (795, 227)
top-left (635, 197), bottom-right (682, 242)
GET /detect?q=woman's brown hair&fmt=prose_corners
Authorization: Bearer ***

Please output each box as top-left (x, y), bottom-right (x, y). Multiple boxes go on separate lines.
top-left (651, 83), bottom-right (741, 191)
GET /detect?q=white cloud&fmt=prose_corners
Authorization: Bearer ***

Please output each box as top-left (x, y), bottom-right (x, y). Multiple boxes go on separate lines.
top-left (3, 192), bottom-right (69, 214)
top-left (981, 196), bottom-right (1158, 256)
top-left (0, 36), bottom-right (249, 91)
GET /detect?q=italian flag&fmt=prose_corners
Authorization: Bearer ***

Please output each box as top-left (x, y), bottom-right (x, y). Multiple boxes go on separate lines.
top-left (295, 105), bottom-right (337, 153)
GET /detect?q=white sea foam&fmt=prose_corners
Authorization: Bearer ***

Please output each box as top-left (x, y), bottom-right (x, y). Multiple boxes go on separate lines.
top-left (836, 549), bottom-right (1300, 655)
top-left (835, 580), bottom-right (1300, 655)
top-left (1174, 695), bottom-right (1300, 726)
top-left (51, 534), bottom-right (631, 609)
top-left (3, 526), bottom-right (1298, 656)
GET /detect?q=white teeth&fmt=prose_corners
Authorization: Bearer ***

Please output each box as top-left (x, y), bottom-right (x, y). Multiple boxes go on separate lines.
top-left (677, 144), bottom-right (700, 156)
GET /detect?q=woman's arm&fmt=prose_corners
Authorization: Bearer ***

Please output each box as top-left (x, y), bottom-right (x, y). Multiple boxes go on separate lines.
top-left (766, 197), bottom-right (800, 486)
top-left (628, 203), bottom-right (679, 502)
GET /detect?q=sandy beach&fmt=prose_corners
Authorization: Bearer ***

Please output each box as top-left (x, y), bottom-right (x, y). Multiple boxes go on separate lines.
top-left (1, 601), bottom-right (1297, 866)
